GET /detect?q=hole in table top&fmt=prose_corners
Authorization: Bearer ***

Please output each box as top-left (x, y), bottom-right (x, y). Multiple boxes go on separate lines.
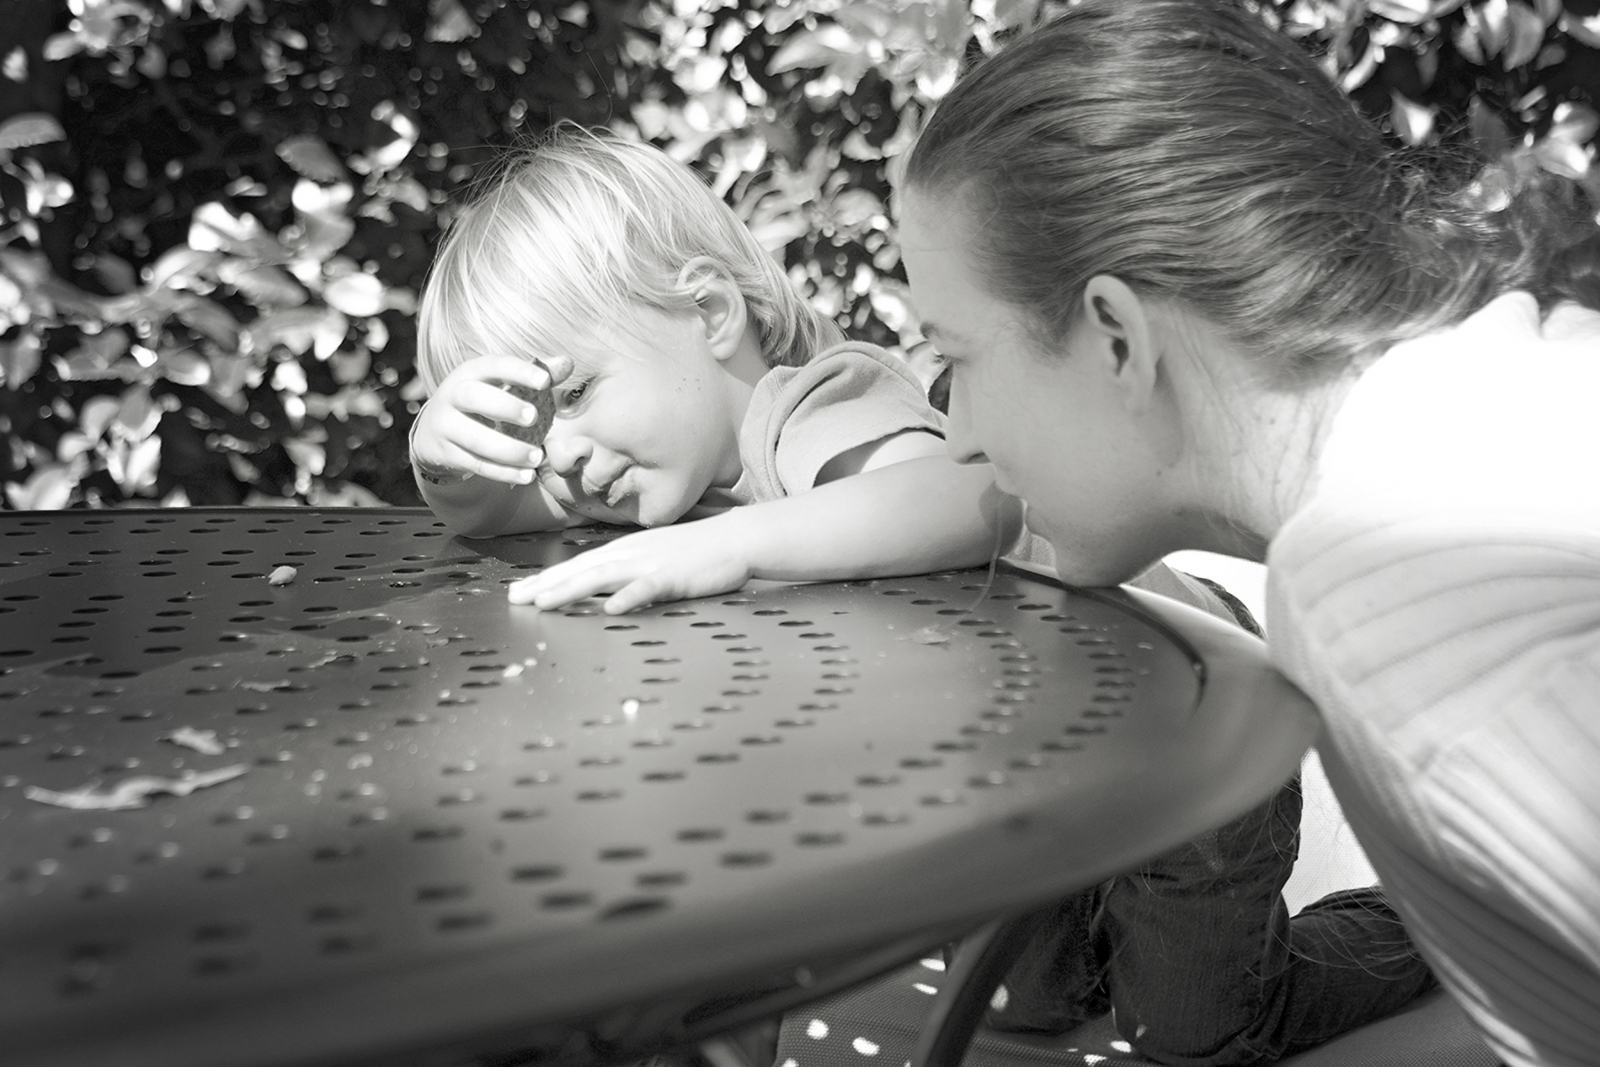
top-left (600, 847), bottom-right (648, 862)
top-left (437, 913), bottom-right (492, 932)
top-left (863, 812), bottom-right (910, 826)
top-left (511, 865), bottom-right (563, 882)
top-left (638, 871), bottom-right (686, 888)
top-left (721, 851), bottom-right (771, 868)
top-left (600, 897), bottom-right (670, 921)
top-left (797, 832), bottom-right (846, 847)
top-left (193, 922), bottom-right (252, 943)
top-left (677, 827), bottom-right (724, 842)
top-left (320, 935), bottom-right (378, 954)
top-left (416, 884), bottom-right (471, 902)
top-left (195, 953), bottom-right (257, 977)
top-left (412, 826), bottom-right (463, 841)
top-left (500, 808), bottom-right (545, 821)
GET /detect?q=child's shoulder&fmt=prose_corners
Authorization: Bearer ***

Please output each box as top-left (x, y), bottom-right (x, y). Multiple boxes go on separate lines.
top-left (767, 340), bottom-right (925, 395)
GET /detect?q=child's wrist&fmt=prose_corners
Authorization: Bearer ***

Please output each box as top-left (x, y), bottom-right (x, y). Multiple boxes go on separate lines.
top-left (409, 411), bottom-right (473, 485)
top-left (414, 459), bottom-right (473, 486)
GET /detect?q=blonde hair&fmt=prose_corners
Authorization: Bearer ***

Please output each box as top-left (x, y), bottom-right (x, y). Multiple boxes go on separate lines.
top-left (417, 126), bottom-right (842, 392)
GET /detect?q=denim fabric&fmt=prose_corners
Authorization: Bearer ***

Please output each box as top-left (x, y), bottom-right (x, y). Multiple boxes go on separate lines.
top-left (985, 778), bottom-right (1436, 1065)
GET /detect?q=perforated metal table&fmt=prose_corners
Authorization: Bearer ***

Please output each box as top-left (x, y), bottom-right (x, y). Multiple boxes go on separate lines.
top-left (0, 508), bottom-right (1316, 1067)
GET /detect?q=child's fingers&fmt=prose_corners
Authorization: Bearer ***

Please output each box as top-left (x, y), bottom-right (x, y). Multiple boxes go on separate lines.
top-left (506, 574), bottom-right (541, 605)
top-left (440, 409), bottom-right (546, 468)
top-left (453, 379), bottom-right (546, 427)
top-left (513, 558), bottom-right (626, 610)
top-left (601, 579), bottom-right (663, 615)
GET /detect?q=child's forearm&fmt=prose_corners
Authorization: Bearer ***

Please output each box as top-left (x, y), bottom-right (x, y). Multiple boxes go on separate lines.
top-left (416, 473), bottom-right (579, 538)
top-left (727, 456), bottom-right (1023, 581)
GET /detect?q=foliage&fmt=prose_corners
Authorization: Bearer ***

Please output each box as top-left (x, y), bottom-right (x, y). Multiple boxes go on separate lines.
top-left (1, 0), bottom-right (1596, 510)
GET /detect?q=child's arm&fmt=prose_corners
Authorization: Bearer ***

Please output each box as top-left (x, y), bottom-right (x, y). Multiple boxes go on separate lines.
top-left (411, 354), bottom-right (585, 537)
top-left (509, 429), bottom-right (1022, 614)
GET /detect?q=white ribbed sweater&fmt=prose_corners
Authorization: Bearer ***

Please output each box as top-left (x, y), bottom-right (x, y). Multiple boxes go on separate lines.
top-left (1268, 294), bottom-right (1600, 1066)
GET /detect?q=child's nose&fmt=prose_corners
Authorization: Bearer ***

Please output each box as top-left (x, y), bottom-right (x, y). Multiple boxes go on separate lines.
top-left (541, 427), bottom-right (592, 478)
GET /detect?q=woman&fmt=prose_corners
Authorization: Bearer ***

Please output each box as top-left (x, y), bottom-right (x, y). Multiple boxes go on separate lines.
top-left (897, 2), bottom-right (1600, 1065)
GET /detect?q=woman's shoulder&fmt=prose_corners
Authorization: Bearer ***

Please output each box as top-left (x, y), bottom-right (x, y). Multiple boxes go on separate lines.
top-left (1312, 292), bottom-right (1600, 514)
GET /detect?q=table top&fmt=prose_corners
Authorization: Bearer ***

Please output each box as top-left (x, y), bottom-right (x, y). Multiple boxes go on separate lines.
top-left (0, 508), bottom-right (1317, 1067)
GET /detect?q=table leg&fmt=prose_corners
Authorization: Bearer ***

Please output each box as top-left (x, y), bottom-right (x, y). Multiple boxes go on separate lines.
top-left (909, 906), bottom-right (1056, 1067)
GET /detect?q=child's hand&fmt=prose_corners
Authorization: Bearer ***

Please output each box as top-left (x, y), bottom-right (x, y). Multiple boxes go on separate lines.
top-left (507, 517), bottom-right (754, 614)
top-left (411, 355), bottom-right (567, 484)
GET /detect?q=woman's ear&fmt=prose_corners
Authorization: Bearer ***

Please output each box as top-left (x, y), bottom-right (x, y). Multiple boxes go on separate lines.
top-left (1080, 274), bottom-right (1160, 414)
top-left (677, 257), bottom-right (749, 362)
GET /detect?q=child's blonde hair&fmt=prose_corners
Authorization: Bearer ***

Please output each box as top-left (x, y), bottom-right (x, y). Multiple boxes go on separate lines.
top-left (417, 126), bottom-right (843, 392)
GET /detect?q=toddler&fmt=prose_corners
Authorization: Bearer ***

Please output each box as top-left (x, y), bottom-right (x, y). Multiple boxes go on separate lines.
top-left (408, 127), bottom-right (1017, 613)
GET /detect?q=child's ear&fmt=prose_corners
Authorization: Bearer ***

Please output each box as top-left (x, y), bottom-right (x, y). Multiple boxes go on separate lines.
top-left (677, 257), bottom-right (749, 361)
top-left (1080, 275), bottom-right (1159, 414)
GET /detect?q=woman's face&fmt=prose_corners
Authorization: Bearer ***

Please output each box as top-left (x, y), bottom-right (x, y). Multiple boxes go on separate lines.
top-left (897, 189), bottom-right (1188, 585)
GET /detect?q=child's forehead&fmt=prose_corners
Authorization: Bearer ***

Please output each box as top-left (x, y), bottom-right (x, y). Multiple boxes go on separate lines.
top-left (529, 308), bottom-right (660, 373)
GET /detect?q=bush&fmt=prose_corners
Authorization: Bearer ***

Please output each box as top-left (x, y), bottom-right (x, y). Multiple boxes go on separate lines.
top-left (1, 0), bottom-right (1596, 510)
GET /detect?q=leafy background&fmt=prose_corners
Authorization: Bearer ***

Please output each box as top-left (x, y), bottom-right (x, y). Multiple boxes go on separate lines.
top-left (1, 0), bottom-right (1596, 511)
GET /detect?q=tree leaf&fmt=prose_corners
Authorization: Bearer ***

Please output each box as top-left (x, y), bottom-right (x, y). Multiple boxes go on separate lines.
top-left (172, 293), bottom-right (241, 347)
top-left (5, 465), bottom-right (79, 511)
top-left (1390, 91), bottom-right (1436, 145)
top-left (115, 384), bottom-right (161, 442)
top-left (276, 134), bottom-right (347, 183)
top-left (427, 0), bottom-right (478, 41)
top-left (0, 332), bottom-right (42, 389)
top-left (769, 26), bottom-right (863, 74)
top-left (0, 113), bottom-right (67, 151)
top-left (323, 272), bottom-right (386, 317)
top-left (1501, 1), bottom-right (1546, 69)
top-left (1369, 0), bottom-right (1435, 24)
top-left (157, 347), bottom-right (212, 387)
top-left (188, 202), bottom-right (280, 260)
top-left (224, 262), bottom-right (307, 307)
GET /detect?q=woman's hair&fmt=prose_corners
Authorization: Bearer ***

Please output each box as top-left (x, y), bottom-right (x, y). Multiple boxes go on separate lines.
top-left (417, 126), bottom-right (842, 392)
top-left (904, 0), bottom-right (1600, 386)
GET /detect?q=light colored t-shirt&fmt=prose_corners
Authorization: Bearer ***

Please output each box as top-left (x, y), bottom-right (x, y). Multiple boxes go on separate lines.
top-left (718, 341), bottom-right (946, 506)
top-left (1267, 293), bottom-right (1600, 1067)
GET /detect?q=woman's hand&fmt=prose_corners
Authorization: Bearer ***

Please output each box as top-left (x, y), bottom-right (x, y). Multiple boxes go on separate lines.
top-left (507, 514), bottom-right (755, 614)
top-left (411, 355), bottom-right (568, 485)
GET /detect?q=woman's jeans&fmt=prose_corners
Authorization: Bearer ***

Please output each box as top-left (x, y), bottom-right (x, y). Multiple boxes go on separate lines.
top-left (985, 777), bottom-right (1436, 1065)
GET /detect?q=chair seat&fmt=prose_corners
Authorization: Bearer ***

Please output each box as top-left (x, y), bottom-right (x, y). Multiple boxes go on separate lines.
top-left (776, 959), bottom-right (1496, 1067)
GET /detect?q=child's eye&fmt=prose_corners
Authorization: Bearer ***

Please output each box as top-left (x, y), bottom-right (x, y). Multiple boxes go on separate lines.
top-left (557, 379), bottom-right (590, 407)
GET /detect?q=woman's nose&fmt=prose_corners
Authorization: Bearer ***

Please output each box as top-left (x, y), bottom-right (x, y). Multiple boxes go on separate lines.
top-left (540, 425), bottom-right (592, 478)
top-left (941, 383), bottom-right (988, 466)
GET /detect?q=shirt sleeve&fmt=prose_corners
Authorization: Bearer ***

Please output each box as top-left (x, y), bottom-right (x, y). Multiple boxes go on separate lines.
top-left (736, 342), bottom-right (945, 503)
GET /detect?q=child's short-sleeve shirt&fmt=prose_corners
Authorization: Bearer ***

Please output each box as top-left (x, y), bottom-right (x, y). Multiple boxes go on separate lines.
top-left (706, 342), bottom-right (945, 509)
